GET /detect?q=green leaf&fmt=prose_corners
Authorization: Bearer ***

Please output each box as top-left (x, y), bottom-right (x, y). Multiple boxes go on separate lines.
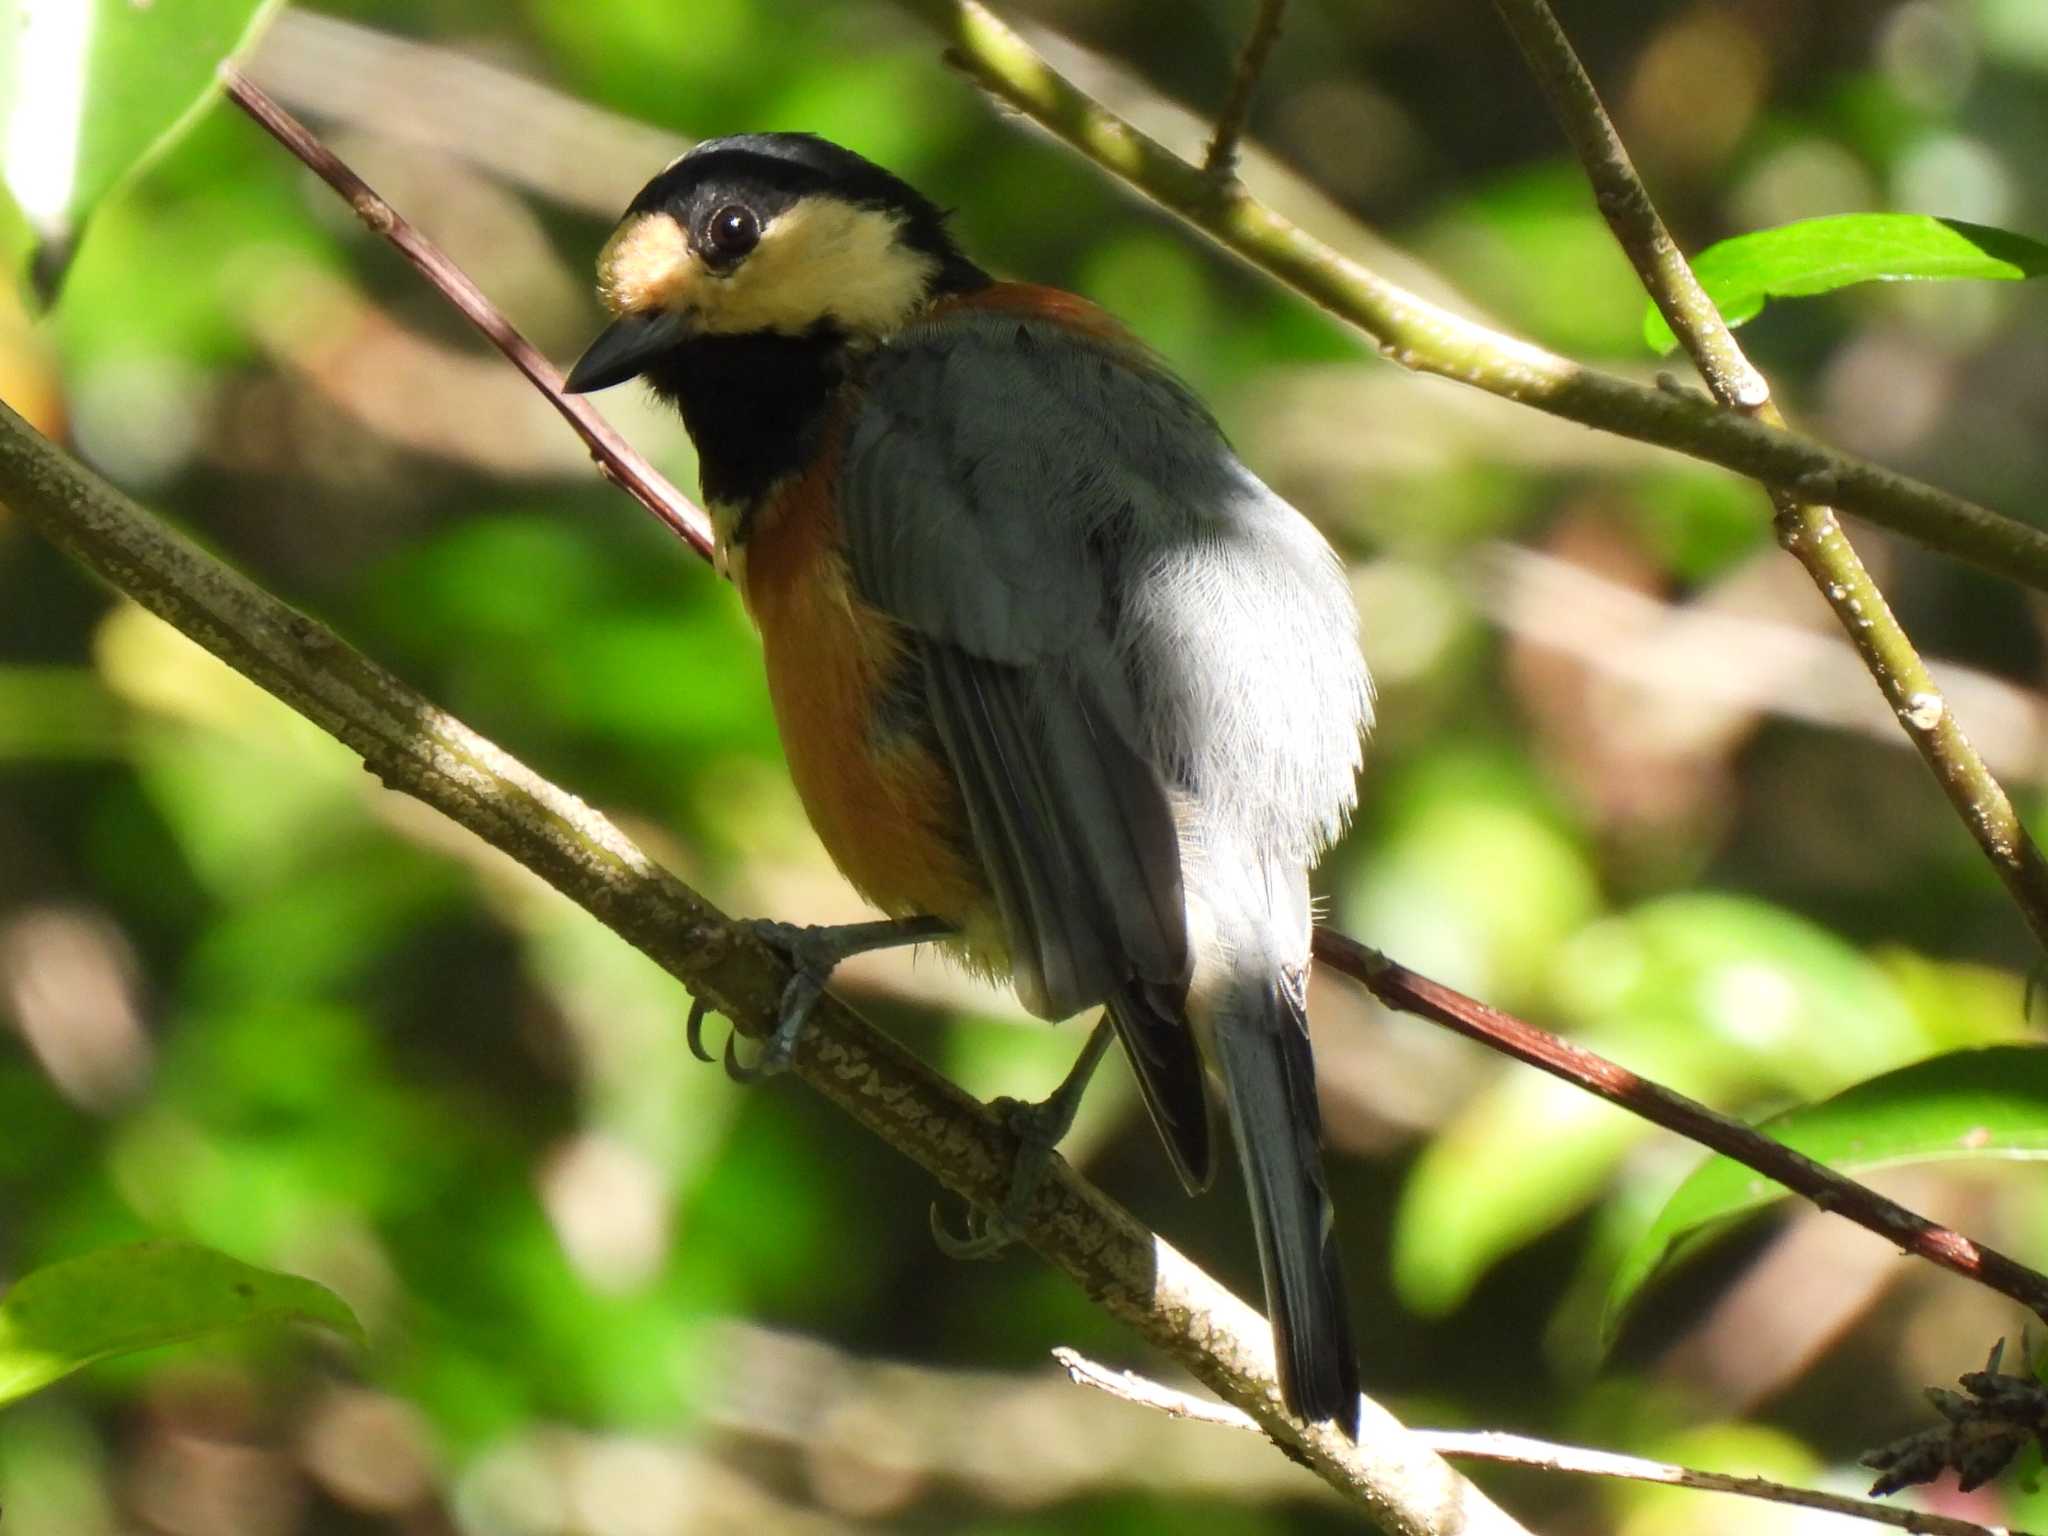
top-left (1642, 214), bottom-right (2048, 353)
top-left (0, 1240), bottom-right (364, 1405)
top-left (1605, 1045), bottom-right (2048, 1343)
top-left (0, 0), bottom-right (285, 302)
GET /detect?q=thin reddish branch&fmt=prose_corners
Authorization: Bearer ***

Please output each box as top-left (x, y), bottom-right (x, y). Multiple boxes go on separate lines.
top-left (221, 68), bottom-right (715, 561)
top-left (1313, 929), bottom-right (2048, 1324)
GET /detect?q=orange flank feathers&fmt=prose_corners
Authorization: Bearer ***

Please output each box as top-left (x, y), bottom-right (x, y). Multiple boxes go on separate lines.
top-left (740, 429), bottom-right (992, 948)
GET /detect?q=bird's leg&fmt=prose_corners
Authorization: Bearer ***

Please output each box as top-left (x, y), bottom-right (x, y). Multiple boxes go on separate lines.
top-left (688, 915), bottom-right (955, 1082)
top-left (933, 1015), bottom-right (1116, 1260)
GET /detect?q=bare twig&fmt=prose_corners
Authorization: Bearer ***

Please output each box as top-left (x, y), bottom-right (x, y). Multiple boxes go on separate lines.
top-left (1054, 1350), bottom-right (2031, 1536)
top-left (1430, 1432), bottom-right (2027, 1536)
top-left (1056, 1348), bottom-right (1258, 1429)
top-left (1311, 931), bottom-right (2048, 1326)
top-left (898, 0), bottom-right (2048, 593)
top-left (220, 68), bottom-right (714, 561)
top-left (1423, 1432), bottom-right (2023, 1536)
top-left (707, 1323), bottom-right (1333, 1506)
top-left (1486, 0), bottom-right (2048, 956)
top-left (1203, 0), bottom-right (1287, 181)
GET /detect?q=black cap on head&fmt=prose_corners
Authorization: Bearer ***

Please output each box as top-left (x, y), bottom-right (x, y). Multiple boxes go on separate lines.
top-left (626, 133), bottom-right (984, 292)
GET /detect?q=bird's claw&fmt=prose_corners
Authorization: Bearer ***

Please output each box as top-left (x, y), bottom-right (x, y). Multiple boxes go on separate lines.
top-left (929, 1198), bottom-right (1022, 1260)
top-left (722, 1024), bottom-right (793, 1084)
top-left (683, 920), bottom-right (845, 1082)
top-left (688, 992), bottom-right (781, 1080)
top-left (686, 985), bottom-right (808, 1083)
top-left (930, 1091), bottom-right (1070, 1261)
top-left (686, 995), bottom-right (718, 1064)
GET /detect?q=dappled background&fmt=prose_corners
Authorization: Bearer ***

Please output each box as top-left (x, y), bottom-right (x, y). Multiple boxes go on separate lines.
top-left (6, 0), bottom-right (2048, 1531)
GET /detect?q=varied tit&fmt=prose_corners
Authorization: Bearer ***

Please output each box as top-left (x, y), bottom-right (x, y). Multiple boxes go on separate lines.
top-left (566, 133), bottom-right (1373, 1438)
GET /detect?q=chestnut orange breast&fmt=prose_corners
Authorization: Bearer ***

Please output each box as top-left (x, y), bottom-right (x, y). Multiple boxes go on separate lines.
top-left (738, 437), bottom-right (993, 949)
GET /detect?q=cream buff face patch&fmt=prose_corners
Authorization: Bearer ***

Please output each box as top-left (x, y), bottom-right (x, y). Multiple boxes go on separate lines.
top-left (597, 213), bottom-right (693, 317)
top-left (597, 200), bottom-right (938, 340)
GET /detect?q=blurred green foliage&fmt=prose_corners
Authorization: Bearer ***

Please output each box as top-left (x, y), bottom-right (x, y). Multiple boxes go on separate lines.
top-left (4, 1), bottom-right (2048, 1532)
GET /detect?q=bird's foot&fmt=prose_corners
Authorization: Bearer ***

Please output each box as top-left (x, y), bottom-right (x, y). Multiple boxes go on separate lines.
top-left (932, 1017), bottom-right (1115, 1259)
top-left (687, 915), bottom-right (953, 1083)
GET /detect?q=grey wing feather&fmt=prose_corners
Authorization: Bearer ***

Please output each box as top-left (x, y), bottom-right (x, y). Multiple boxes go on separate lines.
top-left (846, 311), bottom-right (1371, 861)
top-left (919, 642), bottom-right (1212, 1188)
top-left (843, 323), bottom-right (1103, 663)
top-left (840, 308), bottom-right (1369, 1199)
top-left (919, 644), bottom-right (1185, 1017)
top-left (1105, 980), bottom-right (1216, 1192)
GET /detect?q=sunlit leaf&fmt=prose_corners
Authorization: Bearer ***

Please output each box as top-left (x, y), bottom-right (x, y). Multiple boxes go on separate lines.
top-left (0, 0), bottom-right (285, 301)
top-left (1605, 1045), bottom-right (2048, 1343)
top-left (1553, 895), bottom-right (1929, 1090)
top-left (0, 1241), bottom-right (364, 1405)
top-left (1643, 213), bottom-right (2048, 353)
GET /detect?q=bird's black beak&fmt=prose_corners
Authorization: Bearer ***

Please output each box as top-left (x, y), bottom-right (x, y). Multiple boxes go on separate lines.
top-left (563, 310), bottom-right (690, 393)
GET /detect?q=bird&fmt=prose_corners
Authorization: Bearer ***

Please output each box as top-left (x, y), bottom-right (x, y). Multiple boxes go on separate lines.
top-left (564, 132), bottom-right (1373, 1438)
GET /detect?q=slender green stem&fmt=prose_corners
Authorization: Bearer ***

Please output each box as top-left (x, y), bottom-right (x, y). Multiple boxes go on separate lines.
top-left (1485, 0), bottom-right (1766, 411)
top-left (901, 0), bottom-right (2048, 593)
top-left (1204, 0), bottom-right (1288, 181)
top-left (1489, 0), bottom-right (2048, 955)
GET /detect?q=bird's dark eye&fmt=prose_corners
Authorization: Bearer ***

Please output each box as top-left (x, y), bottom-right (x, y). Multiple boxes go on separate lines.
top-left (702, 204), bottom-right (760, 265)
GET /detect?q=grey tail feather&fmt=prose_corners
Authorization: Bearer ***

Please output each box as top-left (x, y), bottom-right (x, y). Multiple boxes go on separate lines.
top-left (1213, 965), bottom-right (1362, 1439)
